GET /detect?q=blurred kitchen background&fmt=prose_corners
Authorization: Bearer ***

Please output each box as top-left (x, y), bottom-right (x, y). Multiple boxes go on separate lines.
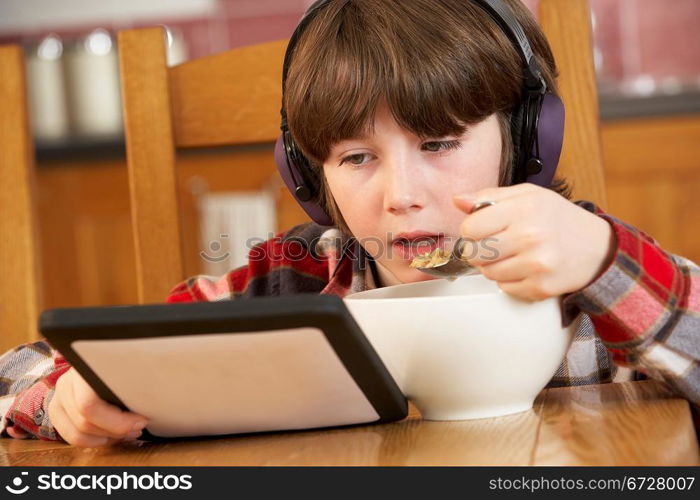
top-left (0, 0), bottom-right (698, 308)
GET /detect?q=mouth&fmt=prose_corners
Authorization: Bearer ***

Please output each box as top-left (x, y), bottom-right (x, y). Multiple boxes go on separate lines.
top-left (391, 233), bottom-right (445, 261)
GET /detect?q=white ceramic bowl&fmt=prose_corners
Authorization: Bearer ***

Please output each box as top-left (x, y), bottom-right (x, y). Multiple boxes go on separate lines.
top-left (344, 274), bottom-right (577, 420)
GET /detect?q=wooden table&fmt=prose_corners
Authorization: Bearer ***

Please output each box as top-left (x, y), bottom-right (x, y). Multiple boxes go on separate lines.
top-left (1, 380), bottom-right (698, 466)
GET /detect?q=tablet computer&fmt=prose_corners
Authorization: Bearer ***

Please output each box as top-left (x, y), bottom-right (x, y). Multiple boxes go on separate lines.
top-left (39, 294), bottom-right (407, 440)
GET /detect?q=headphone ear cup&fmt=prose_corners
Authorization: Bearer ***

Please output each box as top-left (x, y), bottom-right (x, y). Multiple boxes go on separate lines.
top-left (509, 92), bottom-right (565, 188)
top-left (274, 135), bottom-right (335, 226)
top-left (527, 92), bottom-right (565, 188)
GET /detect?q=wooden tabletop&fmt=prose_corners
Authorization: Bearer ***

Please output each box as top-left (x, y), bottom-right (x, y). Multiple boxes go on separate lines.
top-left (1, 380), bottom-right (698, 466)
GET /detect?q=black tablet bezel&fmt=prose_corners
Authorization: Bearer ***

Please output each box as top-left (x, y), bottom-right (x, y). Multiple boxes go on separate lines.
top-left (39, 294), bottom-right (407, 440)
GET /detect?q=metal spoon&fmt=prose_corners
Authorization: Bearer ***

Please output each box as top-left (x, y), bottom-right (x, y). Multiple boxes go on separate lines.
top-left (413, 200), bottom-right (496, 281)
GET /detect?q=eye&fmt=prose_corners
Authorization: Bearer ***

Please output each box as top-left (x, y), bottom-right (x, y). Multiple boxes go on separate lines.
top-left (422, 140), bottom-right (462, 153)
top-left (339, 153), bottom-right (371, 168)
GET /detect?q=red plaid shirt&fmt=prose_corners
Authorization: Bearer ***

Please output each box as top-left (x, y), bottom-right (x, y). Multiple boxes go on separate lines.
top-left (2, 201), bottom-right (699, 440)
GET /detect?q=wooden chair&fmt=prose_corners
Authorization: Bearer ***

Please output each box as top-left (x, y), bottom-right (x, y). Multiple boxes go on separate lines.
top-left (0, 45), bottom-right (42, 352)
top-left (118, 0), bottom-right (605, 303)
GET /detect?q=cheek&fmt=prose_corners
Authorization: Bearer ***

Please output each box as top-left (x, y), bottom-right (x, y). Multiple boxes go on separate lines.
top-left (438, 122), bottom-right (501, 225)
top-left (322, 168), bottom-right (347, 212)
top-left (321, 167), bottom-right (376, 231)
top-left (467, 119), bottom-right (502, 188)
top-left (326, 179), bottom-right (348, 208)
top-left (445, 147), bottom-right (501, 196)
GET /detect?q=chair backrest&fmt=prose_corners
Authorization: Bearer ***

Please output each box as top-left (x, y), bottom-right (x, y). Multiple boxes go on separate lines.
top-left (118, 28), bottom-right (285, 303)
top-left (539, 0), bottom-right (607, 208)
top-left (118, 0), bottom-right (605, 302)
top-left (0, 45), bottom-right (42, 352)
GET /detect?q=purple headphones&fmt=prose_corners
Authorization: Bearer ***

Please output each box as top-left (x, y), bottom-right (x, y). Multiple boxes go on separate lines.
top-left (275, 0), bottom-right (565, 227)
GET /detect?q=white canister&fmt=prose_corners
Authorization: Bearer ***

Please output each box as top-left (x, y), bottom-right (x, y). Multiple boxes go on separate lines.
top-left (164, 26), bottom-right (188, 67)
top-left (26, 34), bottom-right (70, 141)
top-left (63, 28), bottom-right (123, 138)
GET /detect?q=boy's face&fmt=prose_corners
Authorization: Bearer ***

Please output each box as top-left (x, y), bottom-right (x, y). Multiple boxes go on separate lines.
top-left (323, 101), bottom-right (502, 286)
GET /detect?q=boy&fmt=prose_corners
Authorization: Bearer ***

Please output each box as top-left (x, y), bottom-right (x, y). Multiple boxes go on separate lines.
top-left (2, 0), bottom-right (699, 447)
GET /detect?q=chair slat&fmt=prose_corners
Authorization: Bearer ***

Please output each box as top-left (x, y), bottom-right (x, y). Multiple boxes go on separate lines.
top-left (169, 40), bottom-right (286, 148)
top-left (540, 0), bottom-right (608, 208)
top-left (0, 45), bottom-right (42, 351)
top-left (118, 28), bottom-right (185, 304)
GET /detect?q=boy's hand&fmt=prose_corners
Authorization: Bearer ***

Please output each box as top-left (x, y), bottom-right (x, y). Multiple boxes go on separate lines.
top-left (453, 183), bottom-right (616, 301)
top-left (49, 368), bottom-right (148, 447)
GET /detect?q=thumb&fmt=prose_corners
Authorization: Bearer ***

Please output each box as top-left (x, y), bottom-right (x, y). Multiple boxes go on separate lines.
top-left (452, 194), bottom-right (478, 213)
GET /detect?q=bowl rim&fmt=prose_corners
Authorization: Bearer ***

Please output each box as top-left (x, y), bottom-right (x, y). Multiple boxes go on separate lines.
top-left (343, 292), bottom-right (557, 305)
top-left (343, 276), bottom-right (564, 306)
top-left (344, 284), bottom-right (559, 305)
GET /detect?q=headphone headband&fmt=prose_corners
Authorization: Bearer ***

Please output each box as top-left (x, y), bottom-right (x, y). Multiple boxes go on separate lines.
top-left (476, 0), bottom-right (545, 92)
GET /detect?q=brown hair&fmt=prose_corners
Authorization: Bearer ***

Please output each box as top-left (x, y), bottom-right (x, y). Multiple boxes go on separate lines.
top-left (284, 0), bottom-right (569, 233)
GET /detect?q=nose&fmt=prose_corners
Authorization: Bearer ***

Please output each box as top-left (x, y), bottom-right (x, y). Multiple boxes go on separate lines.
top-left (383, 154), bottom-right (424, 215)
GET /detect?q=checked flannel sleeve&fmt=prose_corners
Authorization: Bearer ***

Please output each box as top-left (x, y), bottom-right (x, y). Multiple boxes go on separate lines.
top-left (0, 341), bottom-right (70, 440)
top-left (563, 201), bottom-right (700, 408)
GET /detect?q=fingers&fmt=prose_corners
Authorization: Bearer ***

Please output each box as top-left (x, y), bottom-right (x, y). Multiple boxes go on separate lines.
top-left (62, 374), bottom-right (145, 440)
top-left (463, 221), bottom-right (551, 266)
top-left (453, 185), bottom-right (543, 240)
top-left (460, 230), bottom-right (518, 266)
top-left (478, 254), bottom-right (563, 301)
top-left (6, 427), bottom-right (30, 439)
top-left (49, 395), bottom-right (113, 448)
top-left (50, 368), bottom-right (148, 447)
top-left (496, 279), bottom-right (555, 302)
top-left (456, 200), bottom-right (510, 240)
top-left (70, 371), bottom-right (147, 436)
top-left (453, 183), bottom-right (534, 213)
top-left (451, 183), bottom-right (586, 301)
top-left (477, 255), bottom-right (529, 282)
